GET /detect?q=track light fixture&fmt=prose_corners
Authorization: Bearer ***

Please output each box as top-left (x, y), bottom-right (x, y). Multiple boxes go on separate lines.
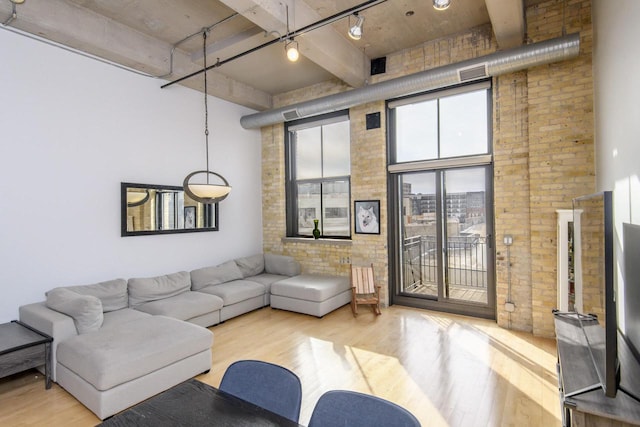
top-left (283, 4), bottom-right (301, 62)
top-left (433, 0), bottom-right (451, 11)
top-left (285, 39), bottom-right (299, 62)
top-left (348, 13), bottom-right (365, 40)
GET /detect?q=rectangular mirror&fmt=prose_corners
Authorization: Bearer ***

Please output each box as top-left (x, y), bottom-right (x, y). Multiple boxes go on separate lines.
top-left (121, 182), bottom-right (218, 236)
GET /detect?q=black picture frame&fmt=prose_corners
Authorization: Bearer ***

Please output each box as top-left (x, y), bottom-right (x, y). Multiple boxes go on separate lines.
top-left (184, 206), bottom-right (196, 229)
top-left (354, 200), bottom-right (380, 234)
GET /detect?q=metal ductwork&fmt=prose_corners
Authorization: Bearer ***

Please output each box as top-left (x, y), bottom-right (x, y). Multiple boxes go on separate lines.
top-left (240, 33), bottom-right (580, 129)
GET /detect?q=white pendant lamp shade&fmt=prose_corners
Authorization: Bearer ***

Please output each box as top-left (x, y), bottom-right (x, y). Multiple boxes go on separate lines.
top-left (127, 189), bottom-right (150, 207)
top-left (188, 184), bottom-right (231, 199)
top-left (184, 171), bottom-right (231, 204)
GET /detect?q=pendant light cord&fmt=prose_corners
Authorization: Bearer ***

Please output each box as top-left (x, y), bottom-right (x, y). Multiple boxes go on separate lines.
top-left (203, 29), bottom-right (210, 185)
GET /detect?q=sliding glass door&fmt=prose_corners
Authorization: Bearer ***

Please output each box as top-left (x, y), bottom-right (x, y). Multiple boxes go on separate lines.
top-left (388, 81), bottom-right (495, 318)
top-left (398, 167), bottom-right (491, 306)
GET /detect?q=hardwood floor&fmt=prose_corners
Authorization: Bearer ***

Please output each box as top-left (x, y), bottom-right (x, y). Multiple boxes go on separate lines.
top-left (0, 305), bottom-right (560, 426)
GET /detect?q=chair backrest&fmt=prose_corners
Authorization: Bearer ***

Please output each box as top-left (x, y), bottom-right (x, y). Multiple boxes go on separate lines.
top-left (219, 360), bottom-right (302, 422)
top-left (308, 390), bottom-right (421, 427)
top-left (351, 264), bottom-right (376, 294)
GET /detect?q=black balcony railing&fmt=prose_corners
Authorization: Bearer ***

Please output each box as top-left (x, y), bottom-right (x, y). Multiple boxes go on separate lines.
top-left (402, 235), bottom-right (487, 292)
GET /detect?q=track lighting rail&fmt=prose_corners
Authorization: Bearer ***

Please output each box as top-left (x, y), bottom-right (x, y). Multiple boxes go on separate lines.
top-left (161, 0), bottom-right (387, 89)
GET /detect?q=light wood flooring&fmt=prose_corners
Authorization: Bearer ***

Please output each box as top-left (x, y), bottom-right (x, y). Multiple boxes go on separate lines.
top-left (0, 305), bottom-right (560, 426)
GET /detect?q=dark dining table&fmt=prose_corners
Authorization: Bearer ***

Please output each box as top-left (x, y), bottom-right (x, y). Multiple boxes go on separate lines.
top-left (98, 379), bottom-right (304, 427)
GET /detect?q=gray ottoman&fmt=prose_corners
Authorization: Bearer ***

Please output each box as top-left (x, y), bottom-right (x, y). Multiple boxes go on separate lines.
top-left (270, 274), bottom-right (351, 317)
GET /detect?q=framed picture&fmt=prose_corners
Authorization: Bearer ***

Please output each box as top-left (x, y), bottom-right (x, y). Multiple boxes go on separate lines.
top-left (354, 200), bottom-right (380, 235)
top-left (184, 206), bottom-right (196, 229)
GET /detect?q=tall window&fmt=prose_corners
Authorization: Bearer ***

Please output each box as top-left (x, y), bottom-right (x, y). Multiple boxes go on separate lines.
top-left (285, 111), bottom-right (351, 238)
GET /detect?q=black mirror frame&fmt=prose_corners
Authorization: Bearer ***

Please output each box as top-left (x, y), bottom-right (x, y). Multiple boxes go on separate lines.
top-left (121, 182), bottom-right (219, 237)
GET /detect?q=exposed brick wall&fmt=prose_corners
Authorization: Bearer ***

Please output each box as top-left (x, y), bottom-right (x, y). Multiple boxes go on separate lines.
top-left (261, 0), bottom-right (595, 335)
top-left (494, 72), bottom-right (534, 331)
top-left (527, 0), bottom-right (595, 336)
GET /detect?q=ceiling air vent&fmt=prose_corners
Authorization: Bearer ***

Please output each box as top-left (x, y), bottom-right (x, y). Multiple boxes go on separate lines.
top-left (282, 109), bottom-right (300, 121)
top-left (457, 63), bottom-right (488, 82)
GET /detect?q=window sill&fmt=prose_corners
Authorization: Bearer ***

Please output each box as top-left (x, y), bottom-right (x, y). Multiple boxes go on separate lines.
top-left (281, 237), bottom-right (352, 246)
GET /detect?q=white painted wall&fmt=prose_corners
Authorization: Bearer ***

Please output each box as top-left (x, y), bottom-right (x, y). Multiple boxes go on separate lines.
top-left (0, 28), bottom-right (263, 322)
top-left (592, 1), bottom-right (640, 332)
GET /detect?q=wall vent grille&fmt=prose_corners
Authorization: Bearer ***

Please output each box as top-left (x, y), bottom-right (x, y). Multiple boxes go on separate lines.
top-left (283, 110), bottom-right (300, 121)
top-left (458, 63), bottom-right (488, 82)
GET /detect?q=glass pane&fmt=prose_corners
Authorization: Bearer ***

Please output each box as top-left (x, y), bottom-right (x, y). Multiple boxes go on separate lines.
top-left (400, 172), bottom-right (438, 297)
top-left (322, 179), bottom-right (350, 236)
top-left (440, 90), bottom-right (488, 158)
top-left (395, 100), bottom-right (438, 162)
top-left (444, 168), bottom-right (488, 304)
top-left (322, 120), bottom-right (350, 178)
top-left (295, 127), bottom-right (322, 180)
top-left (297, 182), bottom-right (321, 235)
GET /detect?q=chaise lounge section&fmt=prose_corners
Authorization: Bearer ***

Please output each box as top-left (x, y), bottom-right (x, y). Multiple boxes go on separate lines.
top-left (271, 274), bottom-right (351, 318)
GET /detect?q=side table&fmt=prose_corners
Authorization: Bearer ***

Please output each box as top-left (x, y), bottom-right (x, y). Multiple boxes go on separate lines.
top-left (0, 320), bottom-right (53, 389)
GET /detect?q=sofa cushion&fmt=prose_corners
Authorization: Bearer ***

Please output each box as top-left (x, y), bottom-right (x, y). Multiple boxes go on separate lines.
top-left (134, 291), bottom-right (224, 320)
top-left (66, 279), bottom-right (128, 312)
top-left (101, 308), bottom-right (151, 329)
top-left (128, 271), bottom-right (191, 307)
top-left (245, 273), bottom-right (289, 295)
top-left (191, 261), bottom-right (243, 291)
top-left (235, 254), bottom-right (265, 278)
top-left (56, 315), bottom-right (213, 391)
top-left (264, 254), bottom-right (301, 277)
top-left (197, 280), bottom-right (265, 306)
top-left (46, 287), bottom-right (104, 334)
top-left (271, 274), bottom-right (351, 303)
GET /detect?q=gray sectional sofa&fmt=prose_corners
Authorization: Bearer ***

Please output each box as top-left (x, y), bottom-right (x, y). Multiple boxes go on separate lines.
top-left (18, 253), bottom-right (301, 420)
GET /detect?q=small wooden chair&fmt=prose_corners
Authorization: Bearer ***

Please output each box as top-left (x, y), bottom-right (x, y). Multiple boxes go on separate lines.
top-left (350, 264), bottom-right (381, 316)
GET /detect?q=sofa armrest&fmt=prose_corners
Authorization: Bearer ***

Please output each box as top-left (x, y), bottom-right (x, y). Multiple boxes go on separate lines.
top-left (19, 302), bottom-right (78, 382)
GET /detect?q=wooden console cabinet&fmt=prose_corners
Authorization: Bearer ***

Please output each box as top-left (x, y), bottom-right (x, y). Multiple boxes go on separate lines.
top-left (555, 313), bottom-right (640, 426)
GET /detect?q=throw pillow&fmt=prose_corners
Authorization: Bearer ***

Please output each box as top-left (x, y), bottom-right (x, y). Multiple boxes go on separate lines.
top-left (46, 287), bottom-right (104, 334)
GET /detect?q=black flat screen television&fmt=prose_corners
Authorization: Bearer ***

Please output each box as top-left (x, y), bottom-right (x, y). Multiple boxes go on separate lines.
top-left (573, 191), bottom-right (616, 397)
top-left (573, 192), bottom-right (640, 402)
top-left (619, 222), bottom-right (640, 402)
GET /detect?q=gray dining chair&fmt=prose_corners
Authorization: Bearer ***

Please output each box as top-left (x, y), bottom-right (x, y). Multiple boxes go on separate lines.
top-left (219, 359), bottom-right (302, 423)
top-left (308, 390), bottom-right (421, 427)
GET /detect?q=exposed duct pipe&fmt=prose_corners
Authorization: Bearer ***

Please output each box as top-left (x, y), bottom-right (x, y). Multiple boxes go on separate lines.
top-left (240, 32), bottom-right (580, 129)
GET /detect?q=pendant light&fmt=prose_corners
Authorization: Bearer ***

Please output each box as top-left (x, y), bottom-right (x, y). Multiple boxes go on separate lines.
top-left (183, 30), bottom-right (231, 204)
